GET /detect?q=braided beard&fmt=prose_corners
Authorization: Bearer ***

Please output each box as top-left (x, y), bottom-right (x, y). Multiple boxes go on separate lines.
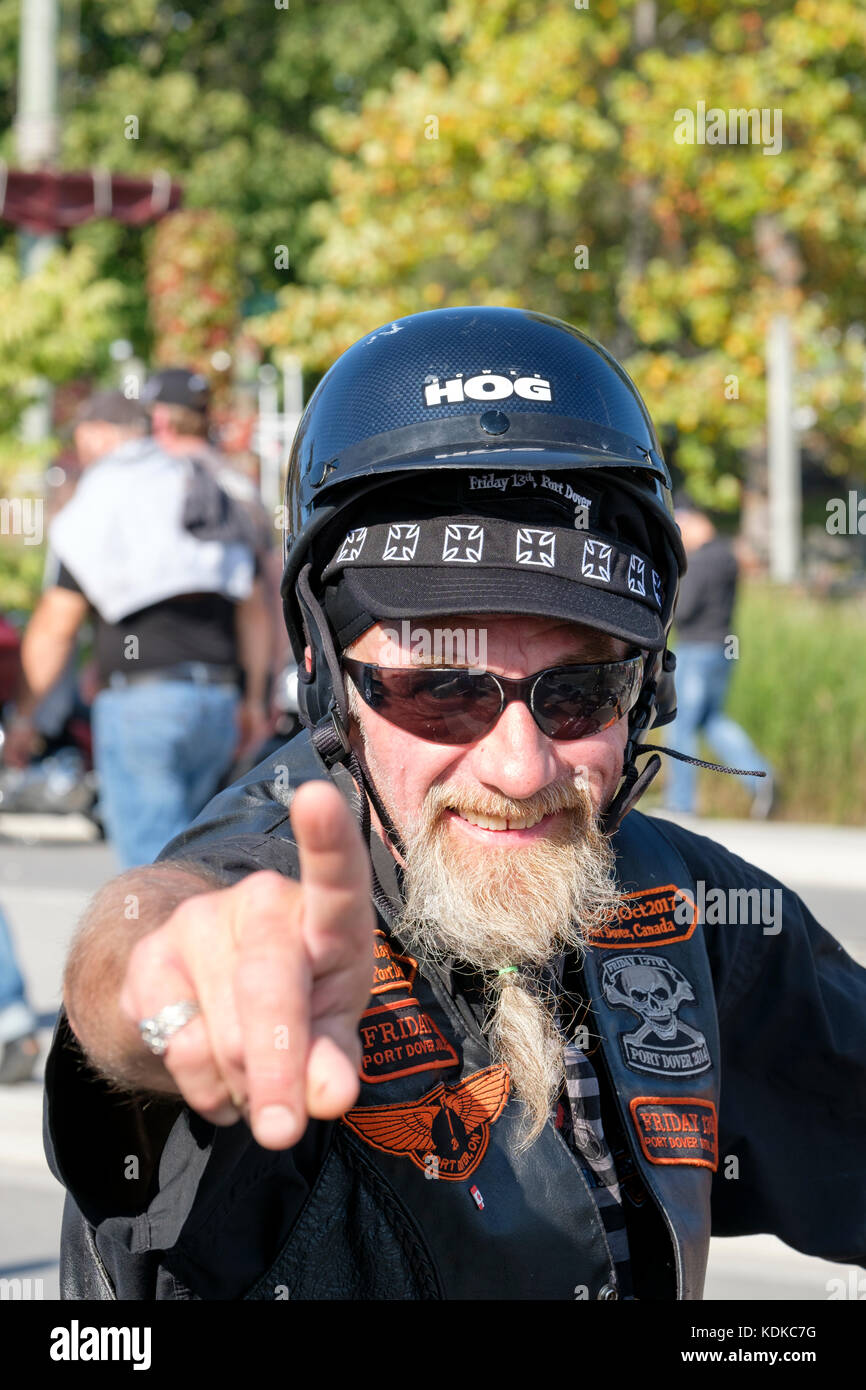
top-left (354, 719), bottom-right (622, 1147)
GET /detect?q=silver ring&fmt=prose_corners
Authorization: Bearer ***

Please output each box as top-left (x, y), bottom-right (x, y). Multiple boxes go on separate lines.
top-left (138, 1000), bottom-right (201, 1056)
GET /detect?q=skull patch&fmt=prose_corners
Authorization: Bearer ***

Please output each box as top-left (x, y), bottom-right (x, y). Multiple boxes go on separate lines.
top-left (600, 953), bottom-right (711, 1077)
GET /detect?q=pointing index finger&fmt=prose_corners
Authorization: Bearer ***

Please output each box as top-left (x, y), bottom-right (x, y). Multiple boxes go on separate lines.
top-left (290, 780), bottom-right (375, 953)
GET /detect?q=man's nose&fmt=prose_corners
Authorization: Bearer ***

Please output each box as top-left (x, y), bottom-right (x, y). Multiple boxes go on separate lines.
top-left (467, 697), bottom-right (559, 800)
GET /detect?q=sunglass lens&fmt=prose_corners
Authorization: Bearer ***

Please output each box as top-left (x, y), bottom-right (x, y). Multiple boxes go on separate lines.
top-left (375, 669), bottom-right (502, 743)
top-left (533, 664), bottom-right (640, 740)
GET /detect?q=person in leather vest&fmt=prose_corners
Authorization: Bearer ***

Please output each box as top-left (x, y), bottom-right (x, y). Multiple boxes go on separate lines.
top-left (44, 308), bottom-right (866, 1300)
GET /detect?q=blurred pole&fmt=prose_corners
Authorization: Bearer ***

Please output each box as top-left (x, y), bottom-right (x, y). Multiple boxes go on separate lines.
top-left (255, 360), bottom-right (303, 513)
top-left (17, 0), bottom-right (59, 170)
top-left (766, 315), bottom-right (801, 582)
top-left (281, 355), bottom-right (303, 418)
top-left (756, 216), bottom-right (804, 584)
top-left (16, 0), bottom-right (60, 445)
top-left (633, 0), bottom-right (656, 47)
top-left (257, 368), bottom-right (281, 513)
top-left (17, 0), bottom-right (60, 270)
top-left (612, 0), bottom-right (656, 362)
top-left (280, 354), bottom-right (303, 488)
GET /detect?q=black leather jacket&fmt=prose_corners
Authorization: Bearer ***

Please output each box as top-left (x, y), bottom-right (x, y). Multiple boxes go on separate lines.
top-left (44, 729), bottom-right (866, 1299)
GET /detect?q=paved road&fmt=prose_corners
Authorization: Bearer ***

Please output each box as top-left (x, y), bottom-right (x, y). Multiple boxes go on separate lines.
top-left (0, 818), bottom-right (863, 1302)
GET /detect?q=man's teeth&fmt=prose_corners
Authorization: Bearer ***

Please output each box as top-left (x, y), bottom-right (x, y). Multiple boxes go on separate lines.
top-left (456, 810), bottom-right (546, 831)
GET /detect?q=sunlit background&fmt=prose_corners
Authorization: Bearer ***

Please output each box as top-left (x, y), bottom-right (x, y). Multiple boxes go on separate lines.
top-left (0, 0), bottom-right (864, 1303)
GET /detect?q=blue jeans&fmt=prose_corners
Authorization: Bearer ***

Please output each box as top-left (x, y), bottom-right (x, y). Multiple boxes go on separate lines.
top-left (91, 681), bottom-right (240, 869)
top-left (0, 905), bottom-right (37, 1044)
top-left (666, 642), bottom-right (772, 813)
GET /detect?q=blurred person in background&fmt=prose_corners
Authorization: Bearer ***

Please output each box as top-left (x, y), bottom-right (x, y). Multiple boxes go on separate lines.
top-left (665, 496), bottom-right (774, 818)
top-left (0, 904), bottom-right (39, 1084)
top-left (11, 388), bottom-right (275, 869)
top-left (0, 620), bottom-right (39, 1082)
top-left (144, 366), bottom-right (290, 720)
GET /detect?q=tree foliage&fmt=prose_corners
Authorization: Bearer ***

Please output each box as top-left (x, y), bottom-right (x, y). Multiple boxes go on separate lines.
top-left (147, 209), bottom-right (241, 386)
top-left (256, 0), bottom-right (866, 500)
top-left (0, 0), bottom-right (445, 477)
top-left (0, 244), bottom-right (125, 482)
top-left (1, 0), bottom-right (865, 502)
top-left (0, 0), bottom-right (447, 343)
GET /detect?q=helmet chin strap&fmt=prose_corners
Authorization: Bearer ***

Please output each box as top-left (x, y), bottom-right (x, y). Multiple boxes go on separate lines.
top-left (601, 755), bottom-right (663, 836)
top-left (603, 716), bottom-right (768, 836)
top-left (347, 746), bottom-right (407, 862)
top-left (297, 568), bottom-right (407, 868)
top-left (603, 742), bottom-right (768, 834)
top-left (601, 659), bottom-right (768, 834)
top-left (602, 673), bottom-right (662, 834)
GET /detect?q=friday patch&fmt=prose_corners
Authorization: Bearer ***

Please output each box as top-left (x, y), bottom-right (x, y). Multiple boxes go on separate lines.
top-left (600, 952), bottom-right (712, 1078)
top-left (629, 1097), bottom-right (718, 1170)
top-left (589, 883), bottom-right (699, 949)
top-left (343, 1065), bottom-right (510, 1181)
top-left (371, 929), bottom-right (418, 995)
top-left (359, 996), bottom-right (459, 1083)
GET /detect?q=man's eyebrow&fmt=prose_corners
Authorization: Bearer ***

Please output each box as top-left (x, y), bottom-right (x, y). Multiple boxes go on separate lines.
top-left (402, 644), bottom-right (628, 668)
top-left (556, 645), bottom-right (628, 664)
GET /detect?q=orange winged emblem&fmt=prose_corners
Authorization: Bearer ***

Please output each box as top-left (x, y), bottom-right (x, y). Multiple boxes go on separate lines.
top-left (342, 1065), bottom-right (510, 1181)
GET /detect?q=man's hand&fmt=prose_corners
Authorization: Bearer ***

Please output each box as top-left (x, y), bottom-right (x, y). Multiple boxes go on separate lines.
top-left (1, 713), bottom-right (40, 769)
top-left (233, 696), bottom-right (272, 762)
top-left (117, 782), bottom-right (375, 1150)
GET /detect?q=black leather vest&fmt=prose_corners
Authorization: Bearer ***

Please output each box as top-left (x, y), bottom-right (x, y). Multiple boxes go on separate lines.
top-left (237, 741), bottom-right (719, 1300)
top-left (55, 732), bottom-right (721, 1300)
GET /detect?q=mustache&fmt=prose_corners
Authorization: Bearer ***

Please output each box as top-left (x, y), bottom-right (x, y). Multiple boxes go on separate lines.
top-left (426, 777), bottom-right (594, 826)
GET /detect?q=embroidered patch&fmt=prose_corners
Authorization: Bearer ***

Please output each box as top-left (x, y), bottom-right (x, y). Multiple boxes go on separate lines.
top-left (382, 523), bottom-right (420, 561)
top-left (629, 1097), bottom-right (718, 1170)
top-left (600, 953), bottom-right (712, 1077)
top-left (371, 929), bottom-right (418, 996)
top-left (516, 527), bottom-right (556, 568)
top-left (337, 528), bottom-right (367, 563)
top-left (581, 537), bottom-right (612, 582)
top-left (359, 997), bottom-right (459, 1083)
top-left (442, 523), bottom-right (485, 563)
top-left (343, 1065), bottom-right (510, 1181)
top-left (588, 884), bottom-right (698, 950)
top-left (652, 568), bottom-right (664, 609)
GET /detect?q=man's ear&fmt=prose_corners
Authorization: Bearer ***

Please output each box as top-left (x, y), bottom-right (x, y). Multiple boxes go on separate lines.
top-left (304, 645), bottom-right (312, 674)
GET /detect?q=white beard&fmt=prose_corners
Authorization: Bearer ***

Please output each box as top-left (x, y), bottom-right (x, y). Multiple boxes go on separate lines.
top-left (353, 714), bottom-right (622, 1146)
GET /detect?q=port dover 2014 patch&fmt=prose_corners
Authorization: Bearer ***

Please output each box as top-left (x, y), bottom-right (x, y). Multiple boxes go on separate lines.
top-left (600, 953), bottom-right (712, 1078)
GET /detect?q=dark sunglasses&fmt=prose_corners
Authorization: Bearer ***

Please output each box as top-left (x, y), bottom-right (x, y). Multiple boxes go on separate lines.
top-left (341, 654), bottom-right (644, 745)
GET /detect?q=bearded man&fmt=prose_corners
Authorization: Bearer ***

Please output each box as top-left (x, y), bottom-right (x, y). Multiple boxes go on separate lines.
top-left (45, 308), bottom-right (865, 1301)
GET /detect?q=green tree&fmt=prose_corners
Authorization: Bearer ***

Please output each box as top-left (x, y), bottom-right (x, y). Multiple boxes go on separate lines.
top-left (0, 243), bottom-right (125, 483)
top-left (0, 243), bottom-right (125, 611)
top-left (256, 0), bottom-right (866, 501)
top-left (0, 0), bottom-right (448, 349)
top-left (0, 0), bottom-right (447, 606)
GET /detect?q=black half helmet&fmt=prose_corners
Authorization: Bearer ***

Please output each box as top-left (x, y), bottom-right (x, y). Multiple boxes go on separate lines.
top-left (281, 307), bottom-right (684, 760)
